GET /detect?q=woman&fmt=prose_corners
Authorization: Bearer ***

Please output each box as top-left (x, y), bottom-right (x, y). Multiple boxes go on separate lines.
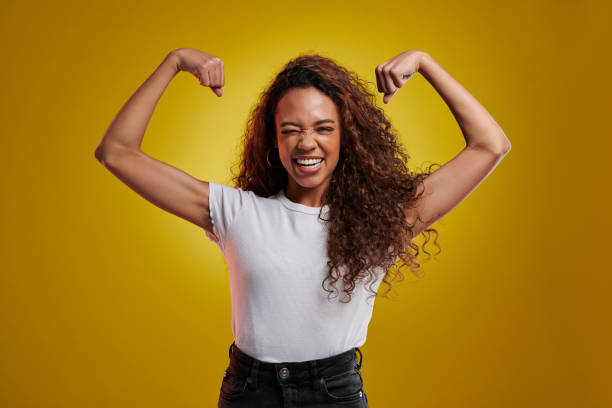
top-left (95, 48), bottom-right (510, 407)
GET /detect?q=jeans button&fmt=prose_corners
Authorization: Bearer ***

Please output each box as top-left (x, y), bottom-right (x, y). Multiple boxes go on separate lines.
top-left (279, 367), bottom-right (290, 379)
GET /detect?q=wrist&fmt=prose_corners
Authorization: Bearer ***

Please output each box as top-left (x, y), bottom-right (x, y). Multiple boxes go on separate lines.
top-left (165, 51), bottom-right (181, 74)
top-left (417, 51), bottom-right (431, 74)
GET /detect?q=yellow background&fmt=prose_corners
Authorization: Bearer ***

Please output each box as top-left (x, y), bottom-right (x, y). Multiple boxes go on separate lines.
top-left (1, 0), bottom-right (610, 406)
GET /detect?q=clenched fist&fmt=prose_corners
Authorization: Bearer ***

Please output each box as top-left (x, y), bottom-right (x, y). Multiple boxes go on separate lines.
top-left (172, 48), bottom-right (225, 97)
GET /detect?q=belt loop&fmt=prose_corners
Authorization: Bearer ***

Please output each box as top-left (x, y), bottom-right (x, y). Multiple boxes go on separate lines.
top-left (308, 360), bottom-right (319, 392)
top-left (355, 347), bottom-right (362, 370)
top-left (247, 360), bottom-right (260, 391)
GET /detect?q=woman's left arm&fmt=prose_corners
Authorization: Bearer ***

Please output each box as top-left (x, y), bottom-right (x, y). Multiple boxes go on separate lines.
top-left (417, 51), bottom-right (511, 153)
top-left (375, 50), bottom-right (511, 239)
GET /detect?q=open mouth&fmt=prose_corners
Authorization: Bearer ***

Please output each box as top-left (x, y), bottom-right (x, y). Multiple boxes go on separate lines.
top-left (292, 158), bottom-right (324, 173)
top-left (292, 158), bottom-right (324, 168)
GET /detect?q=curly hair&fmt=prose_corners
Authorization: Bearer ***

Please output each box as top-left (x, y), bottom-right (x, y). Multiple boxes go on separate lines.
top-left (230, 52), bottom-right (441, 304)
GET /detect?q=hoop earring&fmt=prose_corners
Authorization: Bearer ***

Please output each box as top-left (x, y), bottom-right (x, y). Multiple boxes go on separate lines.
top-left (266, 148), bottom-right (283, 168)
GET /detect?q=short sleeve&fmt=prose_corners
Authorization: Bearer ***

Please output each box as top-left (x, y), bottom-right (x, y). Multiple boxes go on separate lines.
top-left (205, 181), bottom-right (252, 249)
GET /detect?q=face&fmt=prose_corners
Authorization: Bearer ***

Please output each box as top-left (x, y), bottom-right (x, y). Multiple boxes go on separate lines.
top-left (274, 86), bottom-right (341, 202)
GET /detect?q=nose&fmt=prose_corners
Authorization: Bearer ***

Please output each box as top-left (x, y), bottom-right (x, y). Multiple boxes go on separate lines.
top-left (297, 128), bottom-right (317, 149)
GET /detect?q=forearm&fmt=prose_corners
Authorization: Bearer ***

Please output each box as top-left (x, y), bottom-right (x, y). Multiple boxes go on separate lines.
top-left (95, 52), bottom-right (181, 160)
top-left (417, 52), bottom-right (510, 154)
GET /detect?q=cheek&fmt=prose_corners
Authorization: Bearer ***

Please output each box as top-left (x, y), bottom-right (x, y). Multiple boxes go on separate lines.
top-left (280, 149), bottom-right (292, 163)
top-left (331, 143), bottom-right (342, 160)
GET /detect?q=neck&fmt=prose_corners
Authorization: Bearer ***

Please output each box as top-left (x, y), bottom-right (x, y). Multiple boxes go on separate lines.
top-left (284, 178), bottom-right (330, 207)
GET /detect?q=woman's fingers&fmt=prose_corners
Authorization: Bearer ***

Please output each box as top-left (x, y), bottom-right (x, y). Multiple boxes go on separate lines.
top-left (376, 62), bottom-right (404, 103)
top-left (205, 59), bottom-right (223, 96)
top-left (376, 50), bottom-right (423, 104)
top-left (198, 67), bottom-right (222, 97)
top-left (208, 66), bottom-right (217, 95)
top-left (383, 65), bottom-right (398, 96)
top-left (383, 89), bottom-right (398, 104)
top-left (212, 61), bottom-right (224, 96)
top-left (174, 48), bottom-right (224, 97)
top-left (375, 64), bottom-right (386, 94)
top-left (388, 65), bottom-right (407, 89)
top-left (206, 69), bottom-right (216, 94)
top-left (198, 67), bottom-right (209, 87)
top-left (377, 63), bottom-right (400, 104)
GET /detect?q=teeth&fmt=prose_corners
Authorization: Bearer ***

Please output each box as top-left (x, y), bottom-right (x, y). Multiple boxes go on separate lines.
top-left (295, 158), bottom-right (323, 165)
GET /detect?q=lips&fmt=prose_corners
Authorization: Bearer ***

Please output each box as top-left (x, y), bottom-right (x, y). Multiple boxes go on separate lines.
top-left (292, 158), bottom-right (324, 163)
top-left (292, 158), bottom-right (324, 174)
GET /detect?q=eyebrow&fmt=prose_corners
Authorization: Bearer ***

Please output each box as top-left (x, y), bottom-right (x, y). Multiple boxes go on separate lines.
top-left (280, 119), bottom-right (336, 127)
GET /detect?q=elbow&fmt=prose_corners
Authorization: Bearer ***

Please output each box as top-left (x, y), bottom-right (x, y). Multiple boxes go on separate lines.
top-left (94, 146), bottom-right (111, 165)
top-left (501, 136), bottom-right (511, 155)
top-left (497, 127), bottom-right (511, 154)
top-left (490, 128), bottom-right (511, 155)
top-left (94, 142), bottom-right (129, 165)
top-left (470, 139), bottom-right (511, 156)
top-left (503, 135), bottom-right (512, 154)
top-left (492, 134), bottom-right (512, 156)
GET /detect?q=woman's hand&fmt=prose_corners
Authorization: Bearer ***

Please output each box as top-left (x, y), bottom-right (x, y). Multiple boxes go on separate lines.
top-left (172, 48), bottom-right (225, 97)
top-left (375, 50), bottom-right (426, 104)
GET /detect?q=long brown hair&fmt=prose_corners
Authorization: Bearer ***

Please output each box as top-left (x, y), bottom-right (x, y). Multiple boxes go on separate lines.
top-left (230, 52), bottom-right (441, 303)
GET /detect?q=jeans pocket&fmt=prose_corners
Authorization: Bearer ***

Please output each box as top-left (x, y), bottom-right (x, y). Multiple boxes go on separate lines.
top-left (219, 369), bottom-right (248, 400)
top-left (320, 368), bottom-right (364, 402)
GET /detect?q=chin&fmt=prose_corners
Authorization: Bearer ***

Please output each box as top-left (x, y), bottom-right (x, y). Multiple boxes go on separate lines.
top-left (294, 174), bottom-right (332, 188)
top-left (295, 181), bottom-right (321, 189)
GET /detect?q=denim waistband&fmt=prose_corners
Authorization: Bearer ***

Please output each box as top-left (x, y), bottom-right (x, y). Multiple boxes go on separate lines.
top-left (225, 341), bottom-right (363, 392)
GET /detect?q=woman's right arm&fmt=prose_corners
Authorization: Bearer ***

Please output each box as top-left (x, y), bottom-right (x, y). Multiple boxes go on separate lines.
top-left (94, 49), bottom-right (225, 237)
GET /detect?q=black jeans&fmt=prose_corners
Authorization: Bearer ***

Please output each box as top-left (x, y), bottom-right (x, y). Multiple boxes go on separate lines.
top-left (218, 341), bottom-right (370, 407)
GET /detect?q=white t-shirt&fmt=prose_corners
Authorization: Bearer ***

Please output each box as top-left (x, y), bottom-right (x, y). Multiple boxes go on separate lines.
top-left (205, 181), bottom-right (384, 363)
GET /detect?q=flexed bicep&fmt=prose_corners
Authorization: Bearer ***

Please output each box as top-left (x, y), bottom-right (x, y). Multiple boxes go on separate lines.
top-left (404, 146), bottom-right (508, 238)
top-left (98, 145), bottom-right (214, 233)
